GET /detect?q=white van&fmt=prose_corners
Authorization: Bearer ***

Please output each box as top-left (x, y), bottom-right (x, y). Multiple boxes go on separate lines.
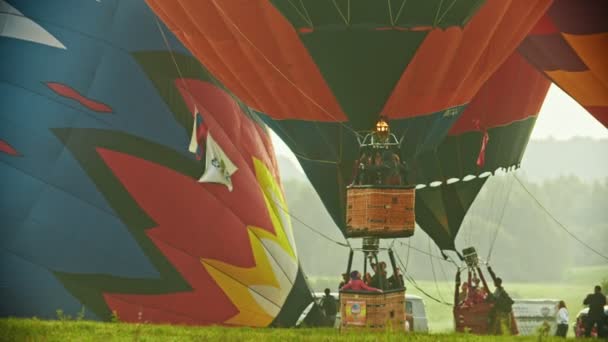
top-left (296, 292), bottom-right (428, 332)
top-left (405, 294), bottom-right (429, 332)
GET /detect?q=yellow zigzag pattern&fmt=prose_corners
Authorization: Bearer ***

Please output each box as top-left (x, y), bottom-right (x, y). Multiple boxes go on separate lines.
top-left (201, 158), bottom-right (297, 327)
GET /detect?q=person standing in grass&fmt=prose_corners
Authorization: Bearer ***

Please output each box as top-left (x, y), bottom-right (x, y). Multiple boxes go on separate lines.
top-left (582, 285), bottom-right (607, 338)
top-left (555, 300), bottom-right (569, 337)
top-left (320, 288), bottom-right (338, 327)
top-left (487, 267), bottom-right (515, 335)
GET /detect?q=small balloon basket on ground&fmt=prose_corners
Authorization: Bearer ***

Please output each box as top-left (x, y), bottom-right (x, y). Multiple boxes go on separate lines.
top-left (340, 288), bottom-right (406, 331)
top-left (345, 185), bottom-right (415, 238)
top-left (453, 247), bottom-right (518, 335)
top-left (454, 302), bottom-right (495, 334)
top-left (454, 303), bottom-right (519, 335)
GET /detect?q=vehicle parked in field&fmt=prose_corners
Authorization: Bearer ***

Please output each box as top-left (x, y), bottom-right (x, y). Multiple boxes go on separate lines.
top-left (296, 292), bottom-right (428, 332)
top-left (404, 294), bottom-right (429, 332)
top-left (511, 299), bottom-right (560, 336)
top-left (573, 305), bottom-right (608, 338)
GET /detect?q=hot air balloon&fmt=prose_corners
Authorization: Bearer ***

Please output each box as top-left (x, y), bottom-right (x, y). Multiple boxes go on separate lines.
top-left (419, 51), bottom-right (550, 335)
top-left (415, 51), bottom-right (551, 251)
top-left (404, 36), bottom-right (551, 337)
top-left (0, 0), bottom-right (311, 327)
top-left (146, 0), bottom-right (553, 331)
top-left (146, 0), bottom-right (553, 245)
top-left (518, 0), bottom-right (608, 128)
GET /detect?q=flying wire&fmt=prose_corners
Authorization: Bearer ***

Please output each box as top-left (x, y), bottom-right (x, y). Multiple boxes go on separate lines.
top-left (513, 174), bottom-right (608, 261)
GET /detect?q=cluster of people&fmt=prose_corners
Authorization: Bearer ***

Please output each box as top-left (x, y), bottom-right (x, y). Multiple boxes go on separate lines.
top-left (554, 285), bottom-right (607, 338)
top-left (339, 262), bottom-right (405, 293)
top-left (351, 149), bottom-right (408, 186)
top-left (455, 266), bottom-right (515, 335)
top-left (456, 267), bottom-right (606, 338)
top-left (457, 277), bottom-right (487, 307)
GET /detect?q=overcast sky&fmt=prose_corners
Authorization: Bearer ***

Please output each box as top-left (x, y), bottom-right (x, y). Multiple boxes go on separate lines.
top-left (272, 84), bottom-right (607, 160)
top-left (531, 84), bottom-right (607, 140)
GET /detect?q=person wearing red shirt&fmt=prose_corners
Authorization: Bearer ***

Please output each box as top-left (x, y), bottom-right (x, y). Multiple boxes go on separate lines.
top-left (340, 271), bottom-right (382, 292)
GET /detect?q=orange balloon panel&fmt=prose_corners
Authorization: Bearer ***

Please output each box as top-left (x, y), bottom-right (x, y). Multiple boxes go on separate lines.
top-left (147, 0), bottom-right (551, 126)
top-left (518, 0), bottom-right (608, 127)
top-left (383, 0), bottom-right (552, 119)
top-left (450, 52), bottom-right (551, 135)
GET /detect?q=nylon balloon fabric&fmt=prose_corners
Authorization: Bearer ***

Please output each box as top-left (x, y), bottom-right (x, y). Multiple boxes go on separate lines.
top-left (518, 0), bottom-right (608, 127)
top-left (0, 0), bottom-right (311, 327)
top-left (146, 0), bottom-right (551, 240)
top-left (414, 52), bottom-right (551, 251)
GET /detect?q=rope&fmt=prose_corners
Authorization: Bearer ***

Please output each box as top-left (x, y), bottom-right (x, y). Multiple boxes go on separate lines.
top-left (390, 238), bottom-right (397, 250)
top-left (397, 241), bottom-right (454, 263)
top-left (513, 174), bottom-right (608, 261)
top-left (331, 0), bottom-right (350, 26)
top-left (387, 0), bottom-right (395, 26)
top-left (298, 0), bottom-right (314, 28)
top-left (436, 0), bottom-right (459, 26)
top-left (267, 193), bottom-right (351, 248)
top-left (486, 174), bottom-right (515, 261)
top-left (153, 17), bottom-right (197, 122)
top-left (463, 202), bottom-right (473, 248)
top-left (287, 151), bottom-right (339, 165)
top-left (432, 0), bottom-right (445, 27)
top-left (403, 239), bottom-right (411, 273)
top-left (437, 249), bottom-right (454, 285)
top-left (428, 238), bottom-right (448, 303)
top-left (392, 0), bottom-right (409, 25)
top-left (394, 250), bottom-right (452, 306)
top-left (286, 0), bottom-right (313, 27)
top-left (483, 173), bottom-right (502, 250)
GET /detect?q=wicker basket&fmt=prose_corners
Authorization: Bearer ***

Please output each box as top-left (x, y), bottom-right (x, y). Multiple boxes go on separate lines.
top-left (455, 305), bottom-right (519, 335)
top-left (340, 289), bottom-right (406, 331)
top-left (345, 185), bottom-right (415, 238)
top-left (454, 303), bottom-right (494, 334)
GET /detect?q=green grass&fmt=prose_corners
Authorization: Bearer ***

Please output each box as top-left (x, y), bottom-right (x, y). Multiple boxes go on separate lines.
top-left (0, 318), bottom-right (574, 341)
top-left (562, 264), bottom-right (608, 285)
top-left (2, 266), bottom-right (604, 340)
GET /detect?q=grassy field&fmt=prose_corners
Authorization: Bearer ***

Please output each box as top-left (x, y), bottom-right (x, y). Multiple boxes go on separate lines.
top-left (307, 265), bottom-right (608, 335)
top-left (1, 266), bottom-right (604, 340)
top-left (0, 318), bottom-right (578, 341)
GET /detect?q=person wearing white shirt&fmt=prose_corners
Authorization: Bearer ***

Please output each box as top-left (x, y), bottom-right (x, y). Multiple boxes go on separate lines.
top-left (555, 300), bottom-right (569, 337)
